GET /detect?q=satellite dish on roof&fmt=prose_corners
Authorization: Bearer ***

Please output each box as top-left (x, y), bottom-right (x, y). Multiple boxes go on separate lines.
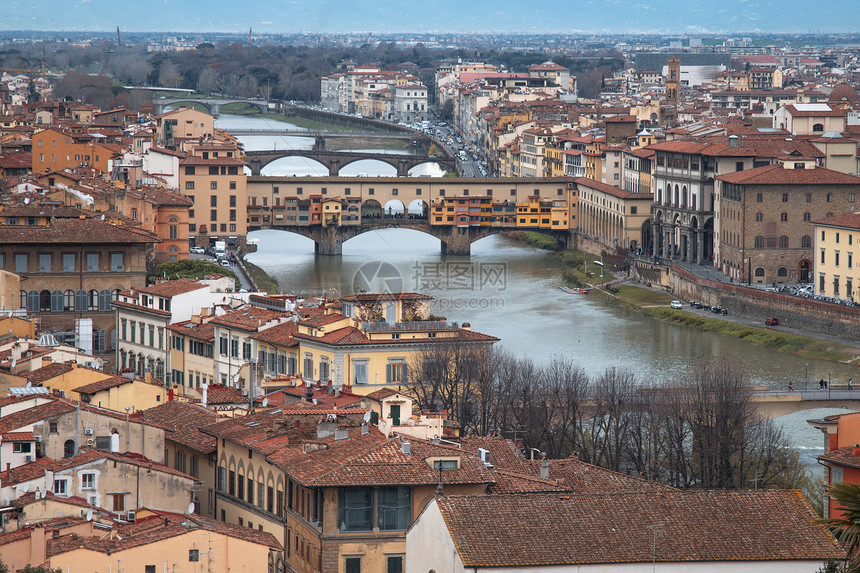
top-left (24, 197), bottom-right (30, 204)
top-left (363, 411), bottom-right (371, 424)
top-left (187, 502), bottom-right (195, 515)
top-left (233, 373), bottom-right (240, 383)
top-left (86, 509), bottom-right (93, 521)
top-left (25, 380), bottom-right (31, 388)
top-left (11, 359), bottom-right (17, 369)
top-left (262, 398), bottom-right (269, 407)
top-left (41, 489), bottom-right (47, 499)
top-left (100, 214), bottom-right (105, 221)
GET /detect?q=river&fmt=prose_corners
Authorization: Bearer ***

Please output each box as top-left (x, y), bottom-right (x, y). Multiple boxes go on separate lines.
top-left (218, 113), bottom-right (858, 479)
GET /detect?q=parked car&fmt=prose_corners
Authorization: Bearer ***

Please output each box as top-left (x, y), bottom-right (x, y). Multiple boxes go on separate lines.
top-left (670, 300), bottom-right (683, 309)
top-left (765, 317), bottom-right (779, 326)
top-left (219, 259), bottom-right (232, 268)
top-left (190, 246), bottom-right (205, 254)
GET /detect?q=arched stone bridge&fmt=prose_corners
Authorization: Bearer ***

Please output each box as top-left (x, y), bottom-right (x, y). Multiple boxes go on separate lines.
top-left (249, 219), bottom-right (571, 256)
top-left (244, 149), bottom-right (458, 177)
top-left (153, 97), bottom-right (270, 115)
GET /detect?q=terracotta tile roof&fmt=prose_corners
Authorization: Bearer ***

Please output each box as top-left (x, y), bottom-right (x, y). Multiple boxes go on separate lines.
top-left (364, 388), bottom-right (400, 401)
top-left (458, 435), bottom-right (527, 472)
top-left (24, 362), bottom-right (75, 383)
top-left (811, 212), bottom-right (860, 229)
top-left (716, 165), bottom-right (860, 185)
top-left (148, 145), bottom-right (186, 158)
top-left (0, 218), bottom-right (159, 244)
top-left (210, 306), bottom-right (291, 331)
top-left (1, 431), bottom-right (35, 441)
top-left (0, 400), bottom-right (77, 434)
top-left (340, 292), bottom-right (433, 303)
top-left (819, 446), bottom-right (860, 469)
top-left (524, 458), bottom-right (674, 493)
top-left (0, 449), bottom-right (195, 486)
top-left (574, 177), bottom-right (653, 200)
top-left (73, 375), bottom-right (132, 395)
top-left (295, 326), bottom-right (498, 347)
top-left (272, 385), bottom-right (364, 409)
top-left (138, 278), bottom-right (207, 297)
top-left (167, 319), bottom-right (216, 341)
top-left (205, 384), bottom-right (247, 404)
top-left (298, 313), bottom-right (348, 327)
top-left (275, 434), bottom-right (496, 488)
top-left (489, 469), bottom-right (570, 493)
top-left (250, 321), bottom-right (298, 346)
top-left (111, 299), bottom-right (171, 317)
top-left (46, 512), bottom-right (281, 557)
top-left (436, 490), bottom-right (840, 567)
top-left (136, 401), bottom-right (217, 454)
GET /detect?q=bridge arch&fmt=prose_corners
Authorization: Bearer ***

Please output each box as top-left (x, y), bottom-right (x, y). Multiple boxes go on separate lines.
top-left (407, 199), bottom-right (429, 218)
top-left (261, 156), bottom-right (329, 177)
top-left (384, 199), bottom-right (406, 216)
top-left (407, 161), bottom-right (449, 177)
top-left (361, 199), bottom-right (382, 221)
top-left (338, 157), bottom-right (398, 177)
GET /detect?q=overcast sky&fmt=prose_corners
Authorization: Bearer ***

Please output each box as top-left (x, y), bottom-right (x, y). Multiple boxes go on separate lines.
top-left (3, 0), bottom-right (859, 34)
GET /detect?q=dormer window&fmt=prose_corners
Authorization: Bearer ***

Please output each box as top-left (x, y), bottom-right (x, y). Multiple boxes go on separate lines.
top-left (429, 457), bottom-right (460, 471)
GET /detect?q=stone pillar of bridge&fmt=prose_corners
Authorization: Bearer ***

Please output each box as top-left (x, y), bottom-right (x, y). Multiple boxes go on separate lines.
top-left (210, 103), bottom-right (220, 116)
top-left (249, 158), bottom-right (262, 177)
top-left (328, 159), bottom-right (340, 177)
top-left (440, 227), bottom-right (472, 256)
top-left (314, 226), bottom-right (344, 256)
top-left (396, 160), bottom-right (410, 177)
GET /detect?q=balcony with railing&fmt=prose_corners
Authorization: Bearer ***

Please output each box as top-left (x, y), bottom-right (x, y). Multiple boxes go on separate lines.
top-left (360, 320), bottom-right (456, 332)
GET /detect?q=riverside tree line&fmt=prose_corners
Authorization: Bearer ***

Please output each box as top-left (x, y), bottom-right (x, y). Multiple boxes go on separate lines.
top-left (407, 344), bottom-right (814, 497)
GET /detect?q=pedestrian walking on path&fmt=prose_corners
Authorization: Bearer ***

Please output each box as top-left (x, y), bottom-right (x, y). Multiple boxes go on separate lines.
top-left (850, 377), bottom-right (854, 390)
top-left (820, 378), bottom-right (825, 390)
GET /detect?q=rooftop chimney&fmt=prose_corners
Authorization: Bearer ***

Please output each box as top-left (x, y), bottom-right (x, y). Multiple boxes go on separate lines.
top-left (540, 459), bottom-right (550, 480)
top-left (852, 444), bottom-right (860, 457)
top-left (401, 441), bottom-right (411, 456)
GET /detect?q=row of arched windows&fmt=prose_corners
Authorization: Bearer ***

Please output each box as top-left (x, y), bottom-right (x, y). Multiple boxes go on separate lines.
top-left (753, 236), bottom-right (812, 249)
top-left (20, 289), bottom-right (119, 313)
top-left (755, 267), bottom-right (790, 278)
top-left (755, 212), bottom-right (813, 222)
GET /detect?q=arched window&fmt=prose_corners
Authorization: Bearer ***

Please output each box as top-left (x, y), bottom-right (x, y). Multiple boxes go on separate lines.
top-left (802, 235), bottom-right (812, 248)
top-left (112, 289), bottom-right (120, 301)
top-left (755, 212), bottom-right (763, 222)
top-left (51, 290), bottom-right (63, 312)
top-left (64, 439), bottom-right (75, 458)
top-left (88, 290), bottom-right (99, 311)
top-left (754, 236), bottom-right (764, 248)
top-left (110, 328), bottom-right (116, 351)
top-left (39, 290), bottom-right (51, 312)
top-left (813, 123), bottom-right (824, 132)
top-left (754, 267), bottom-right (765, 277)
top-left (782, 193), bottom-right (789, 202)
top-left (777, 267), bottom-right (788, 277)
top-left (20, 290), bottom-right (26, 309)
top-left (779, 235), bottom-right (789, 248)
top-left (756, 193), bottom-right (763, 202)
top-left (99, 289), bottom-right (111, 312)
top-left (64, 290), bottom-right (75, 311)
top-left (827, 212), bottom-right (834, 218)
top-left (120, 349), bottom-right (127, 369)
top-left (780, 213), bottom-right (788, 222)
top-left (27, 290), bottom-right (39, 313)
top-left (804, 212), bottom-right (811, 222)
top-left (75, 289), bottom-right (87, 312)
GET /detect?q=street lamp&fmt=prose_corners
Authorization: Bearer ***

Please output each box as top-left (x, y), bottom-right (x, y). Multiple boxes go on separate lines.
top-left (829, 369), bottom-right (832, 399)
top-left (805, 362), bottom-right (809, 391)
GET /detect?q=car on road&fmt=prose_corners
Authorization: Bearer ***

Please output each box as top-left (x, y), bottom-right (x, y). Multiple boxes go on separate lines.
top-left (765, 317), bottom-right (779, 326)
top-left (670, 300), bottom-right (683, 309)
top-left (219, 259), bottom-right (232, 268)
top-left (190, 246), bottom-right (205, 254)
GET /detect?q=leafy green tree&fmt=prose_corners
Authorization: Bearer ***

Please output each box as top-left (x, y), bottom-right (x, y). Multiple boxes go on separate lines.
top-left (819, 481), bottom-right (860, 572)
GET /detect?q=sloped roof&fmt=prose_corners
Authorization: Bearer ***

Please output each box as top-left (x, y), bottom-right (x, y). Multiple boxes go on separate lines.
top-left (435, 490), bottom-right (840, 568)
top-left (136, 401), bottom-right (217, 454)
top-left (716, 165), bottom-right (860, 185)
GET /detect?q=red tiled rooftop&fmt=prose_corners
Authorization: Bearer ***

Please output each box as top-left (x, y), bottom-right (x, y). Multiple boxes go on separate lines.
top-left (436, 490), bottom-right (840, 567)
top-left (716, 165), bottom-right (860, 185)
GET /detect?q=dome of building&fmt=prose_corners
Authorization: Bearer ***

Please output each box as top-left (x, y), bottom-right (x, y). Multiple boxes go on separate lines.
top-left (828, 83), bottom-right (860, 104)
